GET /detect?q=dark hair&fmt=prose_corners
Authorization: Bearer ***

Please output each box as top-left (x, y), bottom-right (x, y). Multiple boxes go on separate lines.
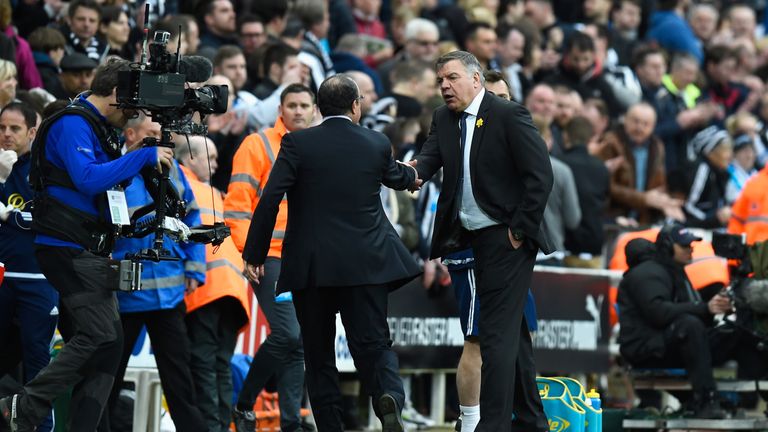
top-left (588, 23), bottom-right (611, 42)
top-left (42, 100), bottom-right (70, 120)
top-left (252, 0), bottom-right (289, 24)
top-left (391, 60), bottom-right (430, 84)
top-left (281, 15), bottom-right (304, 38)
top-left (153, 18), bottom-right (182, 40)
top-left (514, 18), bottom-right (541, 68)
top-left (613, 0), bottom-right (642, 10)
top-left (237, 13), bottom-right (264, 33)
top-left (68, 0), bottom-right (101, 19)
top-left (292, 0), bottom-right (326, 28)
top-left (261, 42), bottom-right (299, 78)
top-left (1, 102), bottom-right (37, 129)
top-left (585, 97), bottom-right (608, 118)
top-left (631, 43), bottom-right (665, 69)
top-left (213, 45), bottom-right (244, 67)
top-left (464, 21), bottom-right (494, 44)
top-left (28, 27), bottom-right (66, 53)
top-left (90, 57), bottom-right (131, 96)
top-left (483, 70), bottom-right (510, 92)
top-left (706, 45), bottom-right (738, 67)
top-left (564, 31), bottom-right (595, 53)
top-left (656, 0), bottom-right (680, 11)
top-left (280, 83), bottom-right (315, 104)
top-left (100, 5), bottom-right (125, 26)
top-left (564, 116), bottom-right (593, 147)
top-left (317, 74), bottom-right (359, 117)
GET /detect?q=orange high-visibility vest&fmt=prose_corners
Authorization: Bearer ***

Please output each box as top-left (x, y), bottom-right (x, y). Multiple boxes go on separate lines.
top-left (729, 166), bottom-right (768, 245)
top-left (181, 165), bottom-right (251, 329)
top-left (608, 228), bottom-right (729, 326)
top-left (224, 118), bottom-right (289, 255)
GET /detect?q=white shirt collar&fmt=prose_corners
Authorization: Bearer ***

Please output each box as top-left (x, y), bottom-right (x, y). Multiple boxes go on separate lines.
top-left (463, 88), bottom-right (485, 117)
top-left (322, 115), bottom-right (353, 123)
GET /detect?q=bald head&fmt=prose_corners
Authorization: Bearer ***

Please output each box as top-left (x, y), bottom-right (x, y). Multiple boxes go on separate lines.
top-left (525, 84), bottom-right (556, 123)
top-left (346, 71), bottom-right (377, 115)
top-left (175, 135), bottom-right (218, 182)
top-left (624, 102), bottom-right (657, 144)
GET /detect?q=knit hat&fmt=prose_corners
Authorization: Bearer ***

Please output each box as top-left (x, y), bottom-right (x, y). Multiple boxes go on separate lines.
top-left (691, 126), bottom-right (731, 156)
top-left (732, 133), bottom-right (754, 153)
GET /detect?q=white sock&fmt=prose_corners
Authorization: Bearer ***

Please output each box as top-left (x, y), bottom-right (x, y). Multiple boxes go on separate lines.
top-left (460, 404), bottom-right (480, 432)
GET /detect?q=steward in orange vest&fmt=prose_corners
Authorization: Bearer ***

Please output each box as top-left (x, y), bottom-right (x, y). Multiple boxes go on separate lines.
top-left (728, 165), bottom-right (768, 245)
top-left (176, 137), bottom-right (251, 432)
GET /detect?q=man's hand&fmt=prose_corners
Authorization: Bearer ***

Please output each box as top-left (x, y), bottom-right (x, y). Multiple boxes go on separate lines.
top-left (244, 262), bottom-right (265, 284)
top-left (708, 292), bottom-right (733, 315)
top-left (507, 228), bottom-right (523, 249)
top-left (185, 277), bottom-right (200, 295)
top-left (398, 160), bottom-right (422, 191)
top-left (717, 206), bottom-right (732, 225)
top-left (156, 147), bottom-right (174, 171)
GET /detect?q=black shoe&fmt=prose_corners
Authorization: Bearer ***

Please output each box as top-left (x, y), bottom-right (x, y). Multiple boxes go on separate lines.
top-left (454, 417), bottom-right (462, 431)
top-left (232, 406), bottom-right (256, 432)
top-left (377, 394), bottom-right (404, 432)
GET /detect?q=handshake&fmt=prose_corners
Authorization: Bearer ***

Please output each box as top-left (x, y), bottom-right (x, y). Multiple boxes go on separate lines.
top-left (397, 159), bottom-right (423, 192)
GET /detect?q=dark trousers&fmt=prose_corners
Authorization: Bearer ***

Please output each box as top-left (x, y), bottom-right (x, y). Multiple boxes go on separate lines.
top-left (0, 278), bottom-right (58, 432)
top-left (110, 303), bottom-right (207, 432)
top-left (20, 247), bottom-right (123, 432)
top-left (187, 297), bottom-right (241, 432)
top-left (632, 314), bottom-right (768, 396)
top-left (470, 226), bottom-right (548, 432)
top-left (237, 258), bottom-right (304, 431)
top-left (293, 283), bottom-right (405, 432)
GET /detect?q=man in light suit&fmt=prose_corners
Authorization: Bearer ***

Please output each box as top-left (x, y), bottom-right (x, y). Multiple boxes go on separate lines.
top-left (413, 51), bottom-right (553, 432)
top-left (241, 74), bottom-right (421, 432)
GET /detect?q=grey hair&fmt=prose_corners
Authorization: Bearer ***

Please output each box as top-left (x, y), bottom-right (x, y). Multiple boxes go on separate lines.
top-left (688, 3), bottom-right (718, 20)
top-left (404, 18), bottom-right (439, 41)
top-left (435, 51), bottom-right (485, 84)
top-left (123, 111), bottom-right (148, 130)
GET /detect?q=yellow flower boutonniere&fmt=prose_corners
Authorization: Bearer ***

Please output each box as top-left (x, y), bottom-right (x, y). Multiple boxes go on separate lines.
top-left (476, 118), bottom-right (484, 128)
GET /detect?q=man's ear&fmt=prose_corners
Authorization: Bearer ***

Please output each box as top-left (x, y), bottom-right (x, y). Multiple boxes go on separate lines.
top-left (27, 126), bottom-right (37, 143)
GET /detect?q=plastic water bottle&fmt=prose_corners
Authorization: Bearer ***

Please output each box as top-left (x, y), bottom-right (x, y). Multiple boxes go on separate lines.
top-left (586, 388), bottom-right (601, 410)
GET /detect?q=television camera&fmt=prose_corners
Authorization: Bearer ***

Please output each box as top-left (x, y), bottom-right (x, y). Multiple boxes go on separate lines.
top-left (712, 232), bottom-right (768, 350)
top-left (114, 6), bottom-right (231, 289)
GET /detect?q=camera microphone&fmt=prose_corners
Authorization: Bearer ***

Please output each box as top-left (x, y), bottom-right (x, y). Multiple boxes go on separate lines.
top-left (176, 56), bottom-right (214, 83)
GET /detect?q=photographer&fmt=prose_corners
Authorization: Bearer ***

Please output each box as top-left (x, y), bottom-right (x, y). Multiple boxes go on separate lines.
top-left (0, 57), bottom-right (174, 431)
top-left (618, 222), bottom-right (768, 419)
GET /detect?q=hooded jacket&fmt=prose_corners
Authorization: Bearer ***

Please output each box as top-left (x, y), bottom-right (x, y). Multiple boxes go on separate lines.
top-left (617, 238), bottom-right (710, 361)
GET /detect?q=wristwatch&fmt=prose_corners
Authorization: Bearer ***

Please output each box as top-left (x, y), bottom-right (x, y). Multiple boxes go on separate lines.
top-left (511, 230), bottom-right (525, 242)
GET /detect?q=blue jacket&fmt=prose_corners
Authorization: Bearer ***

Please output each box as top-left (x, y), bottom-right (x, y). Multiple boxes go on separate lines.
top-left (35, 97), bottom-right (158, 249)
top-left (0, 153), bottom-right (41, 275)
top-left (646, 11), bottom-right (703, 64)
top-left (113, 161), bottom-right (205, 312)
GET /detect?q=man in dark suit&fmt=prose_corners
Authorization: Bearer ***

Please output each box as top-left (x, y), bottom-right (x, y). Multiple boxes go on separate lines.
top-left (413, 51), bottom-right (553, 432)
top-left (241, 74), bottom-right (421, 432)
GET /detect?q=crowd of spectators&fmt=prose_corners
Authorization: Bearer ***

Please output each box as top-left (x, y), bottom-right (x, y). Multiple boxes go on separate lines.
top-left (7, 0), bottom-right (768, 427)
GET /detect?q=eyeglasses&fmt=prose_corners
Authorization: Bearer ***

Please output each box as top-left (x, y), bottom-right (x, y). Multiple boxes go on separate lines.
top-left (412, 39), bottom-right (439, 47)
top-left (357, 95), bottom-right (365, 101)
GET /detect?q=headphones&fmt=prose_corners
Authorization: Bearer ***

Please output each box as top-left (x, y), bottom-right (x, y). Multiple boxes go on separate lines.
top-left (656, 224), bottom-right (676, 257)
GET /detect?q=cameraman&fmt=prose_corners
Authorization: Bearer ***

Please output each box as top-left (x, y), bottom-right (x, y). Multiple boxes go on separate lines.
top-left (0, 58), bottom-right (174, 431)
top-left (618, 222), bottom-right (768, 419)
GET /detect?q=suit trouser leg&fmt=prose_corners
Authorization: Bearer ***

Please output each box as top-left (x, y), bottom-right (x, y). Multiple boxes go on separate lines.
top-left (510, 317), bottom-right (548, 432)
top-left (215, 298), bottom-right (241, 432)
top-left (237, 258), bottom-right (304, 431)
top-left (470, 226), bottom-right (543, 432)
top-left (293, 287), bottom-right (343, 432)
top-left (337, 284), bottom-right (405, 413)
top-left (21, 247), bottom-right (123, 432)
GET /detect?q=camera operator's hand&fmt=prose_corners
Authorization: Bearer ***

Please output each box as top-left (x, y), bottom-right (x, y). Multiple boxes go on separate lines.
top-left (185, 277), bottom-right (200, 295)
top-left (244, 261), bottom-right (265, 284)
top-left (708, 293), bottom-right (733, 315)
top-left (156, 147), bottom-right (174, 171)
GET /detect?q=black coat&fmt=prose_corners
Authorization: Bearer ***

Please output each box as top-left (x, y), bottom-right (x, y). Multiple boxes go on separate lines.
top-left (560, 145), bottom-right (609, 255)
top-left (414, 92), bottom-right (554, 258)
top-left (617, 239), bottom-right (710, 362)
top-left (242, 118), bottom-right (420, 292)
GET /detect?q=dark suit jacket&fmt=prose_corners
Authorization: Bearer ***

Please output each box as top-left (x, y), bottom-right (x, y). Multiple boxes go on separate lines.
top-left (242, 117), bottom-right (420, 292)
top-left (415, 92), bottom-right (554, 258)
